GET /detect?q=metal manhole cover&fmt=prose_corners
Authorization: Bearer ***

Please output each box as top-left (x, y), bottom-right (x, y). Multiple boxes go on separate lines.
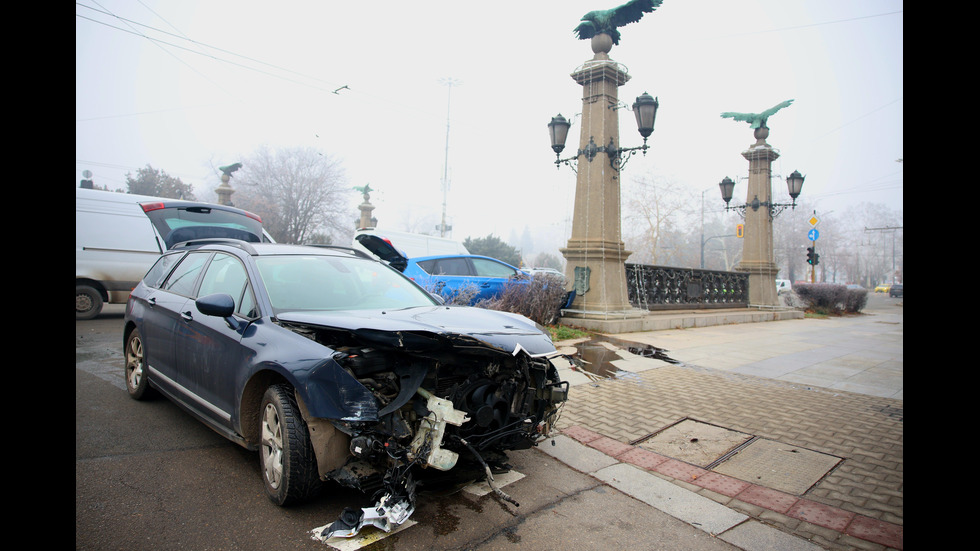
top-left (712, 439), bottom-right (842, 495)
top-left (637, 419), bottom-right (753, 467)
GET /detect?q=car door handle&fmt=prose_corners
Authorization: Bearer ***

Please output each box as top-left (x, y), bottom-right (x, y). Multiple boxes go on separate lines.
top-left (147, 297), bottom-right (157, 306)
top-left (181, 310), bottom-right (193, 321)
top-left (480, 283), bottom-right (491, 288)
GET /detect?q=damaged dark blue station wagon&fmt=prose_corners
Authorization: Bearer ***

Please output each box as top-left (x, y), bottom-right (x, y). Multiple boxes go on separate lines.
top-left (123, 240), bottom-right (567, 539)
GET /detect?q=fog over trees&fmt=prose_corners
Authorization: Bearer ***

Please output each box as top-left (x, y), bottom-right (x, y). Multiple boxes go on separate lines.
top-left (184, 147), bottom-right (901, 286)
top-left (506, 173), bottom-right (902, 287)
top-left (226, 146), bottom-right (352, 245)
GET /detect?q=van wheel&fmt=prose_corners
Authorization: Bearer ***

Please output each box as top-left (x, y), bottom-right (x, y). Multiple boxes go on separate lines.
top-left (259, 385), bottom-right (322, 506)
top-left (76, 285), bottom-right (103, 320)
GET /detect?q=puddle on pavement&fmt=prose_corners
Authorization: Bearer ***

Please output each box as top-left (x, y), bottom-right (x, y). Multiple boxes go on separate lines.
top-left (570, 336), bottom-right (678, 380)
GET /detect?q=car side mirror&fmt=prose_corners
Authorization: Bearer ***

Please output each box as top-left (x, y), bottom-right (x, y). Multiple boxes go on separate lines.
top-left (196, 293), bottom-right (240, 329)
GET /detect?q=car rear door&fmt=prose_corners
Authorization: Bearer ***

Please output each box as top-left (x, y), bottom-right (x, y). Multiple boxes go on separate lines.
top-left (142, 251), bottom-right (212, 396)
top-left (173, 252), bottom-right (255, 428)
top-left (416, 256), bottom-right (475, 299)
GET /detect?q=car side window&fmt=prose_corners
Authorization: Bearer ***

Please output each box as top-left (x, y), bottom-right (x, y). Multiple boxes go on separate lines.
top-left (143, 253), bottom-right (184, 289)
top-left (197, 253), bottom-right (257, 317)
top-left (470, 258), bottom-right (517, 277)
top-left (163, 252), bottom-right (210, 297)
top-left (431, 257), bottom-right (471, 276)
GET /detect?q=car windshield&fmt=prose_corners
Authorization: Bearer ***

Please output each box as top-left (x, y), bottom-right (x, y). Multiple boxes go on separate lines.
top-left (255, 254), bottom-right (437, 312)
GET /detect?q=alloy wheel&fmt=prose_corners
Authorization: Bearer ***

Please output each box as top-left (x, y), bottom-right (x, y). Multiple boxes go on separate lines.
top-left (261, 403), bottom-right (284, 490)
top-left (126, 334), bottom-right (144, 390)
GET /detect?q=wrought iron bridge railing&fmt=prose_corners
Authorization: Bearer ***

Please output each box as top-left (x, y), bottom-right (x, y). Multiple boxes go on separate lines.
top-left (625, 264), bottom-right (749, 310)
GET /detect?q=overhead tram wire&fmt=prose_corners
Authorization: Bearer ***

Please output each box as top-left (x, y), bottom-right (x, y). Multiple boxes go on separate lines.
top-left (77, 2), bottom-right (234, 97)
top-left (76, 11), bottom-right (339, 97)
top-left (77, 5), bottom-right (457, 128)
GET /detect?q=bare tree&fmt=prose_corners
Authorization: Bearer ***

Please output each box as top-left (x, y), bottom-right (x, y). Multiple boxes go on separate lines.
top-left (231, 146), bottom-right (353, 244)
top-left (623, 175), bottom-right (696, 265)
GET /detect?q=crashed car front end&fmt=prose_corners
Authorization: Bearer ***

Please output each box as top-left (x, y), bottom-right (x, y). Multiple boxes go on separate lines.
top-left (277, 310), bottom-right (568, 540)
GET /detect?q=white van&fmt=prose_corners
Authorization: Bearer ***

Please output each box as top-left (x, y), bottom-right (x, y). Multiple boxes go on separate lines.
top-left (76, 187), bottom-right (273, 319)
top-left (352, 228), bottom-right (469, 260)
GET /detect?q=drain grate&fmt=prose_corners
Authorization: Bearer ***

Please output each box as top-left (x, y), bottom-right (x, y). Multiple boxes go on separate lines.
top-left (712, 439), bottom-right (843, 495)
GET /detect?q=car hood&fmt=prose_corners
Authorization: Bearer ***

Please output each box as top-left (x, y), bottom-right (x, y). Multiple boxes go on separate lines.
top-left (276, 305), bottom-right (556, 356)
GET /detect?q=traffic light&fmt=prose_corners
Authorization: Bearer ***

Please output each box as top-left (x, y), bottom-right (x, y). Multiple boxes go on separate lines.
top-left (806, 247), bottom-right (815, 265)
top-left (813, 252), bottom-right (820, 266)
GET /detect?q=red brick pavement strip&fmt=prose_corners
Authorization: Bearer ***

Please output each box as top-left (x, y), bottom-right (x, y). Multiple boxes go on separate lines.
top-left (564, 425), bottom-right (904, 550)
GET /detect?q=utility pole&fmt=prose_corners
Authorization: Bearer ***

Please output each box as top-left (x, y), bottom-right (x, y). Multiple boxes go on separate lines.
top-left (865, 226), bottom-right (903, 283)
top-left (438, 77), bottom-right (461, 237)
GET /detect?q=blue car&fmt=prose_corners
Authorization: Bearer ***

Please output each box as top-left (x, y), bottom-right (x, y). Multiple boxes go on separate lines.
top-left (405, 254), bottom-right (530, 304)
top-left (354, 234), bottom-right (529, 304)
top-left (123, 240), bottom-right (567, 538)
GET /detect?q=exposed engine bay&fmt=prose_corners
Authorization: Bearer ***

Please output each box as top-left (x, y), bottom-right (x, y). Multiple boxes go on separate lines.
top-left (283, 321), bottom-right (569, 541)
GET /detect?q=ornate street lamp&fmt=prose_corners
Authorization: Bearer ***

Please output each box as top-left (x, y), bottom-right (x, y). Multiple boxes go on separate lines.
top-left (785, 170), bottom-right (805, 202)
top-left (719, 170), bottom-right (805, 220)
top-left (632, 92), bottom-right (658, 145)
top-left (548, 114), bottom-right (571, 158)
top-left (549, 92), bottom-right (659, 171)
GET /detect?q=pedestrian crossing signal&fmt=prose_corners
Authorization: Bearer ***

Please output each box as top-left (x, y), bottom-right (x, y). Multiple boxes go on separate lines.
top-left (736, 223), bottom-right (744, 238)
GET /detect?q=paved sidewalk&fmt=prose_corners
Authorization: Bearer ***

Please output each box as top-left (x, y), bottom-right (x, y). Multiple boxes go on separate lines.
top-left (551, 298), bottom-right (903, 550)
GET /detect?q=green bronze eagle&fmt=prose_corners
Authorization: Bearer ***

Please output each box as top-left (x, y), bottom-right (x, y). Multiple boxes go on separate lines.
top-left (573, 0), bottom-right (665, 45)
top-left (720, 100), bottom-right (794, 129)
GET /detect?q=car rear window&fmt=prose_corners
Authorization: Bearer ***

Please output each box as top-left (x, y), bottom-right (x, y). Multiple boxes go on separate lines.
top-left (143, 252), bottom-right (185, 289)
top-left (141, 203), bottom-right (267, 248)
top-left (417, 257), bottom-right (471, 276)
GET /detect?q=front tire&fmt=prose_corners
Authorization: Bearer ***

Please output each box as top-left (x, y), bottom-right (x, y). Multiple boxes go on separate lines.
top-left (125, 328), bottom-right (156, 400)
top-left (259, 384), bottom-right (322, 506)
top-left (76, 284), bottom-right (103, 320)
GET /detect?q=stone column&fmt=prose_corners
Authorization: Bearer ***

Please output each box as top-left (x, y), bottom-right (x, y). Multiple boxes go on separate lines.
top-left (357, 199), bottom-right (376, 229)
top-left (736, 126), bottom-right (779, 306)
top-left (560, 35), bottom-right (644, 320)
top-left (215, 173), bottom-right (234, 206)
top-left (355, 186), bottom-right (377, 229)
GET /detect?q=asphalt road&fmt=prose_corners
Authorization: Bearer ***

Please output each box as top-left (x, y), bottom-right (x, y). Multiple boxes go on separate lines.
top-left (76, 306), bottom-right (740, 551)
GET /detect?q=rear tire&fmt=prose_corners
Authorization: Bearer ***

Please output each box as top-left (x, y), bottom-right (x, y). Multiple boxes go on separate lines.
top-left (259, 384), bottom-right (322, 506)
top-left (125, 328), bottom-right (156, 400)
top-left (76, 284), bottom-right (103, 320)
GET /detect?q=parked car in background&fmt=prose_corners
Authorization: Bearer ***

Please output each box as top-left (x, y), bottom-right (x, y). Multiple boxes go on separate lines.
top-left (354, 234), bottom-right (530, 304)
top-left (405, 254), bottom-right (530, 304)
top-left (775, 279), bottom-right (792, 295)
top-left (874, 283), bottom-right (892, 293)
top-left (352, 228), bottom-right (469, 259)
top-left (123, 240), bottom-right (567, 539)
top-left (76, 187), bottom-right (273, 319)
top-left (528, 267), bottom-right (566, 281)
top-left (889, 283), bottom-right (903, 297)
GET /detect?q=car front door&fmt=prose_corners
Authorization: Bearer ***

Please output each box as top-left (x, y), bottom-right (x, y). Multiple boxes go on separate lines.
top-left (469, 257), bottom-right (519, 301)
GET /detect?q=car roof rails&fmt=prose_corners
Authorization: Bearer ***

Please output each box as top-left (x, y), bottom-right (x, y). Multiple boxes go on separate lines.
top-left (171, 238), bottom-right (258, 255)
top-left (307, 243), bottom-right (373, 260)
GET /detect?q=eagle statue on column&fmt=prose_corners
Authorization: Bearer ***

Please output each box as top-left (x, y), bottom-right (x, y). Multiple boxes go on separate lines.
top-left (573, 0), bottom-right (665, 45)
top-left (720, 100), bottom-right (795, 129)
